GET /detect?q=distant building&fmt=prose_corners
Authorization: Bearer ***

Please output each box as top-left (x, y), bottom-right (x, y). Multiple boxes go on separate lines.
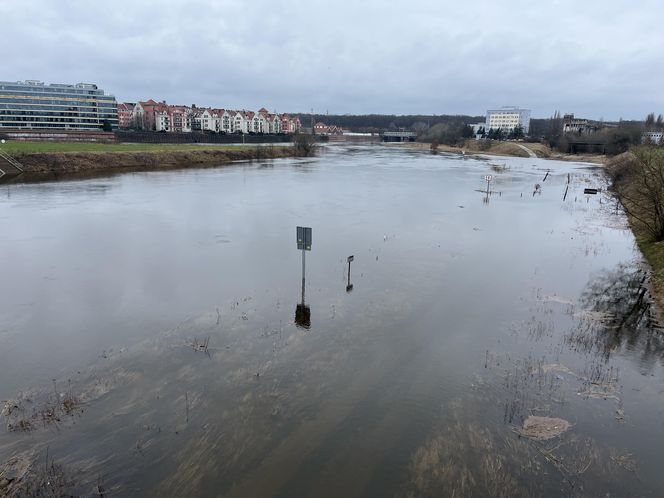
top-left (561, 114), bottom-right (616, 135)
top-left (280, 114), bottom-right (301, 133)
top-left (130, 99), bottom-right (300, 135)
top-left (562, 114), bottom-right (600, 134)
top-left (219, 110), bottom-right (232, 133)
top-left (232, 111), bottom-right (247, 134)
top-left (313, 122), bottom-right (343, 135)
top-left (154, 105), bottom-right (191, 132)
top-left (134, 99), bottom-right (169, 131)
top-left (486, 106), bottom-right (530, 134)
top-left (170, 106), bottom-right (191, 132)
top-left (154, 109), bottom-right (171, 132)
top-left (0, 80), bottom-right (118, 130)
top-left (642, 131), bottom-right (664, 144)
top-left (117, 103), bottom-right (135, 129)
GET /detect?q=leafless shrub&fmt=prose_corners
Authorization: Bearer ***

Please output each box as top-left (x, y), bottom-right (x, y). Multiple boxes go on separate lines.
top-left (292, 133), bottom-right (318, 157)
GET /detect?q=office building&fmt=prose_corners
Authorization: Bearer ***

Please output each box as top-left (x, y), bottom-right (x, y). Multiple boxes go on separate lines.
top-left (0, 80), bottom-right (118, 130)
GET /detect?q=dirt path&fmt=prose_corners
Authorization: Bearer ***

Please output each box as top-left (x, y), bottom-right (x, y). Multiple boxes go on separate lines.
top-left (515, 143), bottom-right (537, 158)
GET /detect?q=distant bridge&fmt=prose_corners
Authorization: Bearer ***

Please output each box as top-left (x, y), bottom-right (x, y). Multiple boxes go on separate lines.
top-left (382, 131), bottom-right (417, 142)
top-left (567, 141), bottom-right (607, 154)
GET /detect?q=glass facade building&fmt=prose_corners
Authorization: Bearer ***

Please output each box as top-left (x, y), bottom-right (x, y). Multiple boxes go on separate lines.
top-left (0, 80), bottom-right (118, 130)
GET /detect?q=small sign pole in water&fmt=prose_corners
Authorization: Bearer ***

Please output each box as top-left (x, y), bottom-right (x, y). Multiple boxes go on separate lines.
top-left (295, 226), bottom-right (312, 329)
top-left (484, 174), bottom-right (492, 194)
top-left (346, 255), bottom-right (354, 292)
top-left (296, 226), bottom-right (312, 303)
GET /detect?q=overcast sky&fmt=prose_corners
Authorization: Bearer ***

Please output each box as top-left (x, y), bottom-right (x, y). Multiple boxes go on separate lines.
top-left (2, 0), bottom-right (662, 119)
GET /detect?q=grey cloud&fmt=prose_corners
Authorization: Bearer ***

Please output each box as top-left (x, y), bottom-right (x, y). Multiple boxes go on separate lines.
top-left (2, 0), bottom-right (662, 119)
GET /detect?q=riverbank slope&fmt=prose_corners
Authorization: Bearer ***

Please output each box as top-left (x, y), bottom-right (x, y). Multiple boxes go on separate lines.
top-left (1, 142), bottom-right (297, 174)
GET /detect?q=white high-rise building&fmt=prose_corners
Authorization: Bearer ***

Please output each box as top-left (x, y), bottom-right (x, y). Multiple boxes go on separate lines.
top-left (486, 106), bottom-right (531, 134)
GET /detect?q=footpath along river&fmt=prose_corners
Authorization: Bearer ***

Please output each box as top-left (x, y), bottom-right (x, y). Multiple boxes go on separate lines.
top-left (0, 144), bottom-right (663, 496)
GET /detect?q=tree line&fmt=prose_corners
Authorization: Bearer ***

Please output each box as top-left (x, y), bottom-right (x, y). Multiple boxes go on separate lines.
top-left (529, 111), bottom-right (645, 156)
top-left (291, 113), bottom-right (483, 134)
top-left (287, 110), bottom-right (663, 157)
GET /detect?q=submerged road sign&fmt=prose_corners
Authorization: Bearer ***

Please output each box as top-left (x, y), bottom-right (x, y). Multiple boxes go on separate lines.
top-left (297, 226), bottom-right (312, 250)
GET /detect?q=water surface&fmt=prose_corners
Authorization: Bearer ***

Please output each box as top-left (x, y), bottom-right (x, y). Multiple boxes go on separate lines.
top-left (1, 145), bottom-right (662, 496)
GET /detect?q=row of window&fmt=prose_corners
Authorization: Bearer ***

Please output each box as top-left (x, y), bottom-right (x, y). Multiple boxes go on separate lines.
top-left (0, 107), bottom-right (108, 117)
top-left (0, 86), bottom-right (106, 96)
top-left (0, 110), bottom-right (117, 118)
top-left (0, 116), bottom-right (118, 123)
top-left (0, 97), bottom-right (115, 105)
top-left (0, 122), bottom-right (109, 129)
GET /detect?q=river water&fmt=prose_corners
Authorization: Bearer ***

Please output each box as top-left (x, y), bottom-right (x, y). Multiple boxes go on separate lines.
top-left (0, 144), bottom-right (663, 496)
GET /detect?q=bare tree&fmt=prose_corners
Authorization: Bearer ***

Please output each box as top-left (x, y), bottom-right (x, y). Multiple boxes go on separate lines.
top-left (607, 146), bottom-right (664, 241)
top-left (292, 133), bottom-right (317, 157)
top-left (645, 112), bottom-right (656, 130)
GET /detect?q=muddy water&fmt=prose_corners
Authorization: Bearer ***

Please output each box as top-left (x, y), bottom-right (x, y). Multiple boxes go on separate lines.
top-left (1, 145), bottom-right (663, 496)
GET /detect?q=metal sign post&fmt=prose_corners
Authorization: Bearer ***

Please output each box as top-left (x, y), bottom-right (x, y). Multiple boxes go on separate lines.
top-left (346, 255), bottom-right (354, 292)
top-left (296, 226), bottom-right (312, 304)
top-left (482, 174), bottom-right (493, 204)
top-left (295, 227), bottom-right (312, 329)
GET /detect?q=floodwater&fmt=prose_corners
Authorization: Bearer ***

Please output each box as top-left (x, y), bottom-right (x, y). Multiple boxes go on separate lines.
top-left (0, 144), bottom-right (663, 496)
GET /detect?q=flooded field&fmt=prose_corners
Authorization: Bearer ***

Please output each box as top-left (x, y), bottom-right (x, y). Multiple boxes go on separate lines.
top-left (1, 144), bottom-right (663, 496)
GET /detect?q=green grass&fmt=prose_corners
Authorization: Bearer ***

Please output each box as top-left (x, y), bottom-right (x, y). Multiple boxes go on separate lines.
top-left (0, 141), bottom-right (256, 154)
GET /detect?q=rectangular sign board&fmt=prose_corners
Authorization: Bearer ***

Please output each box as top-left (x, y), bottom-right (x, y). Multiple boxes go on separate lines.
top-left (297, 226), bottom-right (312, 251)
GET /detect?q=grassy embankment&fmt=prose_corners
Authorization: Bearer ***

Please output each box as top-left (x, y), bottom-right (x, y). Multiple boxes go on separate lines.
top-left (1, 142), bottom-right (261, 154)
top-left (400, 139), bottom-right (606, 164)
top-left (637, 237), bottom-right (664, 311)
top-left (1, 141), bottom-right (295, 173)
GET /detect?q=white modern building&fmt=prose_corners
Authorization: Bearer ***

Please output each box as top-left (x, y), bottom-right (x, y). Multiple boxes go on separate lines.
top-left (486, 106), bottom-right (531, 134)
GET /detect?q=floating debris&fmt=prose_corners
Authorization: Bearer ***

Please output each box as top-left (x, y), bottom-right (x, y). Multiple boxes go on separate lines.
top-left (516, 416), bottom-right (570, 440)
top-left (0, 452), bottom-right (77, 497)
top-left (577, 388), bottom-right (620, 401)
top-left (538, 294), bottom-right (573, 305)
top-left (540, 363), bottom-right (576, 377)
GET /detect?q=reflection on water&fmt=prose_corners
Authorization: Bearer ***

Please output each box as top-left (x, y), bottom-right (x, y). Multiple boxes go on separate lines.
top-left (294, 303), bottom-right (311, 329)
top-left (1, 145), bottom-right (664, 496)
